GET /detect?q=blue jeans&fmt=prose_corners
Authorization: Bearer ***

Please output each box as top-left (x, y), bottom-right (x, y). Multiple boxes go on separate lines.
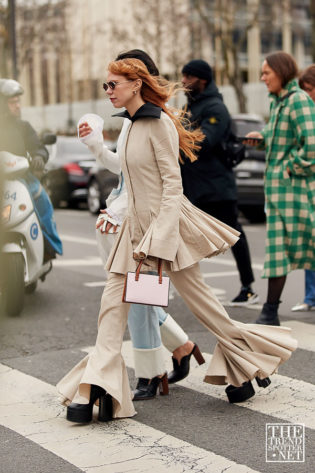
top-left (23, 173), bottom-right (63, 255)
top-left (127, 304), bottom-right (167, 349)
top-left (304, 270), bottom-right (315, 305)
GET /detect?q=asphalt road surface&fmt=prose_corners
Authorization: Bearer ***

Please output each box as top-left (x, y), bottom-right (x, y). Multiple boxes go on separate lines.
top-left (0, 209), bottom-right (314, 473)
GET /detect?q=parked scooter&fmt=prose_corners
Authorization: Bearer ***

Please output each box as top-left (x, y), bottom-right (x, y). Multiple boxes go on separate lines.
top-left (1, 150), bottom-right (53, 316)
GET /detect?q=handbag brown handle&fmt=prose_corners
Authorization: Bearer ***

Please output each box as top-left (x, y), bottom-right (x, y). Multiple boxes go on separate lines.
top-left (135, 258), bottom-right (163, 284)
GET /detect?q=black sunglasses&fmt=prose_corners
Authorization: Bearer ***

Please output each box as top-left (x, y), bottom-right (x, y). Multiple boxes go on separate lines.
top-left (102, 80), bottom-right (134, 91)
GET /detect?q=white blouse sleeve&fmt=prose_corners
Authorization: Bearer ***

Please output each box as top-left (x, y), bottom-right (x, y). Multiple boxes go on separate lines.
top-left (82, 130), bottom-right (121, 175)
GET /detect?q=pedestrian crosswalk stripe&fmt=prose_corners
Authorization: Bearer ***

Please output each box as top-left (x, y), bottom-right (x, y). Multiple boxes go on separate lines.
top-left (80, 340), bottom-right (315, 431)
top-left (83, 280), bottom-right (226, 299)
top-left (58, 234), bottom-right (263, 270)
top-left (54, 257), bottom-right (103, 267)
top-left (280, 320), bottom-right (315, 352)
top-left (202, 271), bottom-right (239, 278)
top-left (60, 234), bottom-right (98, 246)
top-left (0, 363), bottom-right (260, 473)
top-left (202, 257), bottom-right (263, 271)
top-left (177, 355), bottom-right (315, 430)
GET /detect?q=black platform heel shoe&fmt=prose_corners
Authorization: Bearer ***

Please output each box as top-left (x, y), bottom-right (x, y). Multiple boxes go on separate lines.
top-left (133, 373), bottom-right (169, 401)
top-left (226, 376), bottom-right (271, 403)
top-left (67, 384), bottom-right (113, 423)
top-left (225, 381), bottom-right (255, 403)
top-left (168, 344), bottom-right (205, 384)
top-left (256, 376), bottom-right (271, 388)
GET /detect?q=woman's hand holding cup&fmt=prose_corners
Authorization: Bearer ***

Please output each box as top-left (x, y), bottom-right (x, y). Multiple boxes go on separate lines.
top-left (78, 122), bottom-right (93, 138)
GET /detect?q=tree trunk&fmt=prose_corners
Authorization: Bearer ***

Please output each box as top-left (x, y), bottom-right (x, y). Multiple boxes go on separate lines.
top-left (232, 47), bottom-right (247, 113)
top-left (311, 0), bottom-right (315, 62)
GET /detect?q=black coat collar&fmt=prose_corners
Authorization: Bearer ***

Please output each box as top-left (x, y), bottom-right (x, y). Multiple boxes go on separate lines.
top-left (112, 102), bottom-right (162, 122)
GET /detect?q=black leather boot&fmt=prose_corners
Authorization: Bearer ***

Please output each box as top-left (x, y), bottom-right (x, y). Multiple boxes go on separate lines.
top-left (255, 302), bottom-right (280, 326)
top-left (133, 373), bottom-right (169, 401)
top-left (168, 344), bottom-right (205, 384)
top-left (67, 384), bottom-right (113, 423)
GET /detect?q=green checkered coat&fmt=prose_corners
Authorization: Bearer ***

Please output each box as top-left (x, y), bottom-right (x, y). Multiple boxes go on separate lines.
top-left (260, 79), bottom-right (315, 278)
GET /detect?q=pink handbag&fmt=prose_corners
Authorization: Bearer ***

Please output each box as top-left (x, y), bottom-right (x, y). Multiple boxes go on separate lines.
top-left (122, 259), bottom-right (170, 307)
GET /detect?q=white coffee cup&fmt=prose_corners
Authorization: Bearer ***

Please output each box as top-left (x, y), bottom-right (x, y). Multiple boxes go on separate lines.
top-left (77, 113), bottom-right (104, 142)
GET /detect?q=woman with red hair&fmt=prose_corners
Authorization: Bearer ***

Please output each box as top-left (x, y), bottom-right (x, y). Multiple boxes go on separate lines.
top-left (57, 58), bottom-right (297, 423)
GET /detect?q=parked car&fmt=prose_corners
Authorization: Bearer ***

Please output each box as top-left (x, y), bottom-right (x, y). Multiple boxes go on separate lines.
top-left (231, 114), bottom-right (266, 223)
top-left (42, 136), bottom-right (115, 208)
top-left (42, 136), bottom-right (95, 207)
top-left (87, 163), bottom-right (119, 214)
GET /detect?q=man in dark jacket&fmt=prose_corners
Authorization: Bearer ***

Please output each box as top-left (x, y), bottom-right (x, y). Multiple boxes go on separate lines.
top-left (0, 80), bottom-right (48, 172)
top-left (180, 59), bottom-right (258, 306)
top-left (0, 79), bottom-right (62, 259)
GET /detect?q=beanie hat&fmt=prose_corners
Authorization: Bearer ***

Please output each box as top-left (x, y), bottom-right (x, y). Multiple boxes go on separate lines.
top-left (182, 59), bottom-right (212, 82)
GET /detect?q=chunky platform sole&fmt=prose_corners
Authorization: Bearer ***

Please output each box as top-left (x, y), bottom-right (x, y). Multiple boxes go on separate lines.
top-left (226, 377), bottom-right (271, 403)
top-left (226, 381), bottom-right (255, 403)
top-left (67, 405), bottom-right (93, 423)
top-left (66, 386), bottom-right (113, 423)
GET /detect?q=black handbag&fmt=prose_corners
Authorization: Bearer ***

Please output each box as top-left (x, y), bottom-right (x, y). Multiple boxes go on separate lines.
top-left (219, 131), bottom-right (246, 168)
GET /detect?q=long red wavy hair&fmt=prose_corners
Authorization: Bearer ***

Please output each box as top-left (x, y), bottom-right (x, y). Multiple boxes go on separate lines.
top-left (108, 58), bottom-right (204, 163)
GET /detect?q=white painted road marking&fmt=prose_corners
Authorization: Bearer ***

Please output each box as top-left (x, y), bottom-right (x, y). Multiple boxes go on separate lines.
top-left (82, 338), bottom-right (315, 430)
top-left (60, 234), bottom-right (98, 246)
top-left (54, 257), bottom-right (103, 267)
top-left (1, 318), bottom-right (314, 473)
top-left (281, 320), bottom-right (315, 352)
top-left (59, 234), bottom-right (263, 270)
top-left (202, 257), bottom-right (263, 271)
top-left (83, 272), bottom-right (239, 287)
top-left (0, 363), bottom-right (260, 473)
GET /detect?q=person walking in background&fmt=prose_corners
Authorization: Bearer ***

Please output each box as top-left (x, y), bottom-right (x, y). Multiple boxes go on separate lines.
top-left (180, 59), bottom-right (259, 307)
top-left (246, 51), bottom-right (315, 325)
top-left (57, 58), bottom-right (297, 425)
top-left (78, 49), bottom-right (204, 402)
top-left (288, 65), bottom-right (315, 313)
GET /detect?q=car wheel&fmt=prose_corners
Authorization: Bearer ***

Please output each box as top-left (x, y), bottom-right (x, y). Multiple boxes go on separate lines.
top-left (88, 179), bottom-right (102, 214)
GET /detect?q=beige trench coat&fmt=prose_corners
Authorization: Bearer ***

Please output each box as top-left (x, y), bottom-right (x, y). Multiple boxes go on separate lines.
top-left (106, 109), bottom-right (239, 274)
top-left (57, 105), bottom-right (297, 418)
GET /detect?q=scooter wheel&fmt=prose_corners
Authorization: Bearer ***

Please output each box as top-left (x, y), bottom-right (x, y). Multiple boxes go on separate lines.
top-left (3, 253), bottom-right (25, 316)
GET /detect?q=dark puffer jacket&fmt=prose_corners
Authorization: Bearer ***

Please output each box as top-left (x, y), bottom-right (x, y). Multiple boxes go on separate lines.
top-left (180, 81), bottom-right (237, 204)
top-left (0, 114), bottom-right (48, 162)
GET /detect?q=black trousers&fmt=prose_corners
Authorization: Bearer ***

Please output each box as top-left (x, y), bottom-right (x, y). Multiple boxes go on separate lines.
top-left (196, 200), bottom-right (254, 287)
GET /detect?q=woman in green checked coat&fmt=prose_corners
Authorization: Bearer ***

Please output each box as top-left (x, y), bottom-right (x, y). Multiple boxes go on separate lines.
top-left (246, 51), bottom-right (315, 326)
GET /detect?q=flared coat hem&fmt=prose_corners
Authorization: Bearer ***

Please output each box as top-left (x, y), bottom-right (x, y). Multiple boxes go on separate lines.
top-left (106, 195), bottom-right (240, 275)
top-left (56, 352), bottom-right (137, 419)
top-left (203, 322), bottom-right (298, 387)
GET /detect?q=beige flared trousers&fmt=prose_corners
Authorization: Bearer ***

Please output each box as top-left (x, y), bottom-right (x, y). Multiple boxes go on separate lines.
top-left (57, 263), bottom-right (297, 419)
